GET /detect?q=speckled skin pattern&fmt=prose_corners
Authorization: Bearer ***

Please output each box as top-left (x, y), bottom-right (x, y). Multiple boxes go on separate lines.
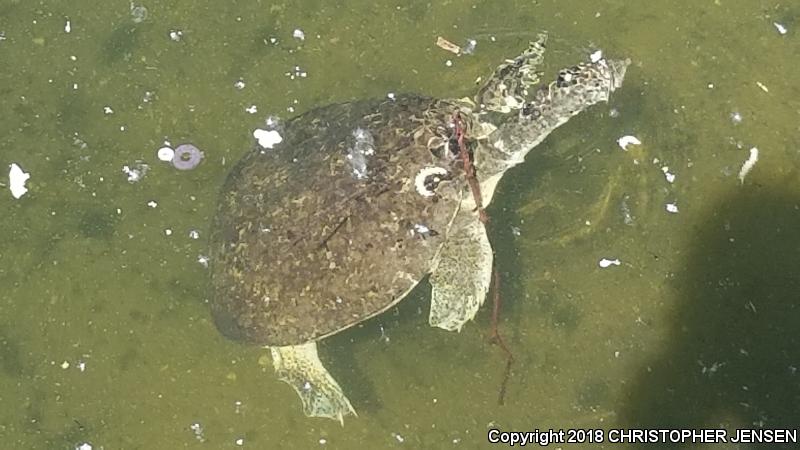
top-left (210, 96), bottom-right (469, 346)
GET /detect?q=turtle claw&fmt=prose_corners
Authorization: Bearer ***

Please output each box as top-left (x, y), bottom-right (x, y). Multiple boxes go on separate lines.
top-left (270, 343), bottom-right (357, 424)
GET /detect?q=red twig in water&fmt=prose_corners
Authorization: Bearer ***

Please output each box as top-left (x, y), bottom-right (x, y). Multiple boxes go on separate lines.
top-left (452, 112), bottom-right (514, 405)
top-left (452, 113), bottom-right (488, 224)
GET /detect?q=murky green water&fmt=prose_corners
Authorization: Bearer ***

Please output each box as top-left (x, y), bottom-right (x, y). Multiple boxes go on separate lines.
top-left (2, 0), bottom-right (799, 449)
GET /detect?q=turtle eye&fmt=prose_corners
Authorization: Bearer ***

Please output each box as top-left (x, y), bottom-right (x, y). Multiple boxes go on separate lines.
top-left (414, 166), bottom-right (451, 197)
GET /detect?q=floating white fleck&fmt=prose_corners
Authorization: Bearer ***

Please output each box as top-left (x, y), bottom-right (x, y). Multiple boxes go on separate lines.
top-left (60, 360), bottom-right (70, 369)
top-left (292, 28), bottom-right (305, 40)
top-left (414, 166), bottom-right (448, 197)
top-left (157, 146), bottom-right (175, 162)
top-left (245, 104), bottom-right (258, 114)
top-left (598, 258), bottom-right (621, 268)
top-left (8, 163), bottom-right (30, 199)
top-left (774, 22), bottom-right (788, 35)
top-left (147, 200), bottom-right (158, 208)
top-left (617, 135), bottom-right (641, 150)
top-left (589, 49), bottom-right (603, 63)
top-left (64, 19), bottom-right (71, 33)
top-left (254, 129), bottom-right (283, 149)
top-left (445, 59), bottom-right (453, 67)
top-left (122, 162), bottom-right (149, 183)
top-left (730, 111), bottom-right (742, 124)
top-left (103, 106), bottom-right (114, 115)
top-left (76, 443), bottom-right (93, 450)
top-left (387, 92), bottom-right (396, 101)
top-left (665, 203), bottom-right (679, 214)
top-left (756, 81), bottom-right (769, 93)
top-left (77, 360), bottom-right (86, 372)
top-left (235, 438), bottom-right (244, 446)
top-left (164, 228), bottom-right (173, 236)
top-left (169, 30), bottom-right (183, 42)
top-left (462, 38), bottom-right (477, 55)
top-left (661, 166), bottom-right (676, 183)
top-left (392, 433), bottom-right (405, 443)
top-left (130, 4), bottom-right (148, 23)
top-left (319, 438), bottom-right (327, 445)
top-left (234, 79), bottom-right (246, 90)
top-left (413, 223), bottom-right (430, 234)
top-left (190, 422), bottom-right (206, 442)
top-left (189, 229), bottom-right (200, 239)
top-left (737, 147), bottom-right (759, 184)
top-left (197, 255), bottom-right (209, 268)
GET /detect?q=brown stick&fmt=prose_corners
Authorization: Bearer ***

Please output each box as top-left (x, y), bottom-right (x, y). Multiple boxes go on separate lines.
top-left (489, 268), bottom-right (514, 405)
top-left (453, 113), bottom-right (488, 224)
top-left (452, 112), bottom-right (514, 404)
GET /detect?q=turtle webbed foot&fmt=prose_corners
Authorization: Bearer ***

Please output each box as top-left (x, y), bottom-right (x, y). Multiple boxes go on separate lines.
top-left (429, 211), bottom-right (494, 331)
top-left (270, 343), bottom-right (357, 425)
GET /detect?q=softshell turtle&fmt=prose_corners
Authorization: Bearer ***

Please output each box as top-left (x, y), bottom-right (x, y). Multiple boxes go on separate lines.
top-left (209, 34), bottom-right (629, 423)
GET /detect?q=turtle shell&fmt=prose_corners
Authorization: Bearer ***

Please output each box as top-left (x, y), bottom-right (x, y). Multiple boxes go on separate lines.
top-left (210, 95), bottom-right (468, 346)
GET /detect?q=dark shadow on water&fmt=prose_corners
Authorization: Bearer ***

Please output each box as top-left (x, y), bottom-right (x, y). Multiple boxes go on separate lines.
top-left (620, 182), bottom-right (800, 449)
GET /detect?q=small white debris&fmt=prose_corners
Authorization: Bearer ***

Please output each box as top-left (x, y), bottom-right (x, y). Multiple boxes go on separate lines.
top-left (103, 106), bottom-right (114, 115)
top-left (774, 22), bottom-right (788, 35)
top-left (413, 223), bottom-right (430, 235)
top-left (392, 432), bottom-right (405, 443)
top-left (319, 437), bottom-right (327, 444)
top-left (598, 258), bottom-right (621, 268)
top-left (189, 229), bottom-right (200, 239)
top-left (157, 146), bottom-right (175, 162)
top-left (665, 203), bottom-right (679, 214)
top-left (190, 422), bottom-right (206, 442)
top-left (234, 79), bottom-right (246, 90)
top-left (130, 4), bottom-right (148, 23)
top-left (9, 163), bottom-right (31, 199)
top-left (737, 147), bottom-right (759, 184)
top-left (245, 104), bottom-right (258, 114)
top-left (445, 59), bottom-right (453, 67)
top-left (510, 226), bottom-right (521, 236)
top-left (60, 360), bottom-right (70, 369)
top-left (387, 92), bottom-right (396, 101)
top-left (64, 19), bottom-right (71, 33)
top-left (122, 162), bottom-right (149, 183)
top-left (169, 30), bottom-right (183, 42)
top-left (235, 437), bottom-right (244, 446)
top-left (77, 360), bottom-right (87, 372)
top-left (756, 81), bottom-right (769, 93)
top-left (617, 135), bottom-right (641, 150)
top-left (661, 166), bottom-right (676, 183)
top-left (462, 38), bottom-right (477, 55)
top-left (147, 200), bottom-right (158, 208)
top-left (164, 228), bottom-right (173, 236)
top-left (197, 255), bottom-right (209, 268)
top-left (253, 128), bottom-right (283, 149)
top-left (76, 443), bottom-right (93, 450)
top-left (730, 111), bottom-right (742, 124)
top-left (589, 49), bottom-right (603, 63)
top-left (292, 28), bottom-right (305, 40)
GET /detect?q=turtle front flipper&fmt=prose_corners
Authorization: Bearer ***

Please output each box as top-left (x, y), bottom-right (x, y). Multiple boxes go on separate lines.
top-left (270, 343), bottom-right (356, 425)
top-left (476, 32), bottom-right (548, 114)
top-left (429, 210), bottom-right (493, 331)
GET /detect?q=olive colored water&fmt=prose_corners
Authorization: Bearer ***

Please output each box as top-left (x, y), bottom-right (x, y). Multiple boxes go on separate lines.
top-left (1, 0), bottom-right (799, 449)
